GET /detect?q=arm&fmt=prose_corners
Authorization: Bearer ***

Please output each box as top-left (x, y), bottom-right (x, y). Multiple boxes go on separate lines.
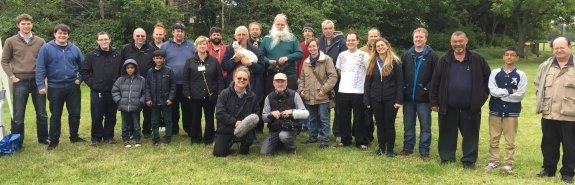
top-left (215, 60), bottom-right (225, 93)
top-left (145, 70), bottom-right (152, 102)
top-left (262, 96), bottom-right (273, 123)
top-left (75, 46), bottom-right (84, 83)
top-left (505, 71), bottom-right (528, 102)
top-left (182, 60), bottom-right (191, 98)
top-left (364, 72), bottom-right (372, 107)
top-left (294, 93), bottom-right (306, 110)
top-left (168, 69), bottom-right (176, 101)
top-left (221, 46), bottom-right (237, 73)
top-left (80, 52), bottom-right (93, 88)
top-left (322, 56), bottom-right (338, 93)
top-left (111, 78), bottom-right (121, 103)
top-left (247, 46), bottom-right (265, 75)
top-left (429, 57), bottom-right (444, 107)
top-left (394, 61), bottom-right (404, 105)
top-left (488, 69), bottom-right (510, 98)
top-left (1, 39), bottom-right (15, 79)
top-left (215, 91), bottom-right (238, 126)
top-left (35, 46), bottom-right (48, 91)
top-left (139, 78), bottom-right (146, 105)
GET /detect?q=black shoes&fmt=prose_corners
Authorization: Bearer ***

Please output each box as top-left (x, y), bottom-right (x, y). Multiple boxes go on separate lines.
top-left (398, 150), bottom-right (413, 156)
top-left (70, 137), bottom-right (87, 143)
top-left (536, 168), bottom-right (556, 177)
top-left (38, 139), bottom-right (50, 145)
top-left (375, 148), bottom-right (384, 156)
top-left (462, 162), bottom-right (476, 170)
top-left (562, 175), bottom-right (574, 184)
top-left (47, 142), bottom-right (58, 151)
top-left (302, 139), bottom-right (318, 144)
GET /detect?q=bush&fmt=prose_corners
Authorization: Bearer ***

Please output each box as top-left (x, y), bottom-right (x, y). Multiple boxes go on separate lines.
top-left (72, 19), bottom-right (127, 54)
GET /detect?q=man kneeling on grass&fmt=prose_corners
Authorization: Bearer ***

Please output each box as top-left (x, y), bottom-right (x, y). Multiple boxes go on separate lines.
top-left (484, 47), bottom-right (527, 173)
top-left (261, 73), bottom-right (308, 155)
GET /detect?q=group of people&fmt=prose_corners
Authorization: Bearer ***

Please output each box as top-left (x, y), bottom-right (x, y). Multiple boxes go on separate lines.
top-left (2, 13), bottom-right (575, 183)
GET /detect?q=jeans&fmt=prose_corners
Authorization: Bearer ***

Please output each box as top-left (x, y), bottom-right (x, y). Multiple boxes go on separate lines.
top-left (152, 105), bottom-right (173, 143)
top-left (306, 103), bottom-right (330, 145)
top-left (11, 78), bottom-right (48, 146)
top-left (260, 130), bottom-right (298, 155)
top-left (402, 101), bottom-right (432, 155)
top-left (121, 111), bottom-right (141, 141)
top-left (90, 92), bottom-right (117, 142)
top-left (47, 83), bottom-right (81, 144)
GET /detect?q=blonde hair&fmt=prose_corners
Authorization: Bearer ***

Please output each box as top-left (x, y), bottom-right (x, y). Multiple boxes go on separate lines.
top-left (413, 27), bottom-right (428, 37)
top-left (194, 36), bottom-right (209, 46)
top-left (366, 38), bottom-right (400, 77)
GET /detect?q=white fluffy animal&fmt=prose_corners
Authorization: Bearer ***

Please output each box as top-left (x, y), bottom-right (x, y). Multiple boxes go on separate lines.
top-left (234, 114), bottom-right (260, 137)
top-left (232, 41), bottom-right (258, 64)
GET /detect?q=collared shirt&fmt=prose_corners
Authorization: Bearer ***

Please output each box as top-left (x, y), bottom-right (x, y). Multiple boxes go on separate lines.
top-left (447, 55), bottom-right (472, 109)
top-left (235, 88), bottom-right (247, 98)
top-left (18, 32), bottom-right (32, 44)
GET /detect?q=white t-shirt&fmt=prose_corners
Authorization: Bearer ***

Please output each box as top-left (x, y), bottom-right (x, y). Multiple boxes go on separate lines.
top-left (335, 50), bottom-right (369, 94)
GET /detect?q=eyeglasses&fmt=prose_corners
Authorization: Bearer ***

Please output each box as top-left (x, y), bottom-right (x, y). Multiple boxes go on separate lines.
top-left (236, 77), bottom-right (248, 82)
top-left (135, 35), bottom-right (146, 38)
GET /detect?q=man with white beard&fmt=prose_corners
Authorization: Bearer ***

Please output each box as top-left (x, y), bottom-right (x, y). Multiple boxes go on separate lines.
top-left (260, 14), bottom-right (303, 95)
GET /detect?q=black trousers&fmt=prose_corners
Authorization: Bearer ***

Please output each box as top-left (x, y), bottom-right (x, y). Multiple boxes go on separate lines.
top-left (541, 118), bottom-right (575, 177)
top-left (372, 100), bottom-right (398, 153)
top-left (438, 108), bottom-right (481, 163)
top-left (337, 93), bottom-right (367, 146)
top-left (172, 84), bottom-right (191, 135)
top-left (212, 131), bottom-right (255, 157)
top-left (189, 98), bottom-right (216, 144)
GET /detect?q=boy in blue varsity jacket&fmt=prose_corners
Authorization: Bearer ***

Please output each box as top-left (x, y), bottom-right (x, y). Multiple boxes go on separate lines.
top-left (484, 47), bottom-right (527, 173)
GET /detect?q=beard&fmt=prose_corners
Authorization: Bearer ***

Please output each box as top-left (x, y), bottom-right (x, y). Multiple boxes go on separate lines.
top-left (270, 25), bottom-right (293, 49)
top-left (211, 38), bottom-right (221, 45)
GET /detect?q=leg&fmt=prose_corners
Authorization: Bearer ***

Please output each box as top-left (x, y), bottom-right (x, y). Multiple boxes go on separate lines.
top-left (372, 101), bottom-right (386, 151)
top-left (66, 84), bottom-right (82, 140)
top-left (260, 131), bottom-right (281, 155)
top-left (460, 110), bottom-right (481, 164)
top-left (121, 111), bottom-right (131, 141)
top-left (306, 104), bottom-right (320, 141)
top-left (180, 89), bottom-right (192, 135)
top-left (541, 118), bottom-right (560, 174)
top-left (437, 109), bottom-right (459, 162)
top-left (203, 100), bottom-right (216, 144)
top-left (501, 117), bottom-right (518, 165)
top-left (337, 93), bottom-right (353, 146)
top-left (170, 85), bottom-right (182, 135)
top-left (10, 80), bottom-right (30, 147)
top-left (213, 134), bottom-right (234, 157)
top-left (488, 115), bottom-right (503, 164)
top-left (560, 121), bottom-right (575, 178)
top-left (90, 92), bottom-right (105, 142)
top-left (239, 130), bottom-right (255, 155)
top-left (189, 99), bottom-right (203, 143)
top-left (142, 106), bottom-right (152, 136)
top-left (151, 107), bottom-right (161, 143)
top-left (279, 130), bottom-right (297, 151)
top-left (162, 106), bottom-right (173, 143)
top-left (30, 79), bottom-right (48, 143)
top-left (351, 94), bottom-right (367, 147)
top-left (103, 92), bottom-right (117, 141)
top-left (47, 87), bottom-right (65, 144)
top-left (402, 101), bottom-right (417, 153)
top-left (131, 112), bottom-right (141, 142)
top-left (416, 103), bottom-right (432, 155)
top-left (318, 103), bottom-right (331, 145)
top-left (382, 100), bottom-right (398, 153)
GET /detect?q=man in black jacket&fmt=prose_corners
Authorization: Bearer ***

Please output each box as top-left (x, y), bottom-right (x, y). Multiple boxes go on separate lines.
top-left (81, 32), bottom-right (123, 145)
top-left (213, 67), bottom-right (260, 157)
top-left (121, 28), bottom-right (157, 138)
top-left (429, 31), bottom-right (490, 169)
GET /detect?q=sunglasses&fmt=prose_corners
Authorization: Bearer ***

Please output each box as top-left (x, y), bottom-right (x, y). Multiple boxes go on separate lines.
top-left (236, 77), bottom-right (248, 82)
top-left (135, 35), bottom-right (146, 38)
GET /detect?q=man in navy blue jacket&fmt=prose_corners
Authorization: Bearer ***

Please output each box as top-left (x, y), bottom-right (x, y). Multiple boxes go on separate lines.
top-left (36, 24), bottom-right (85, 150)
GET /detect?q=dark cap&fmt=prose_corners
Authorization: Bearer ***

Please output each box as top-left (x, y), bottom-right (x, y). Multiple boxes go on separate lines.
top-left (172, 22), bottom-right (186, 31)
top-left (152, 50), bottom-right (166, 57)
top-left (302, 22), bottom-right (314, 33)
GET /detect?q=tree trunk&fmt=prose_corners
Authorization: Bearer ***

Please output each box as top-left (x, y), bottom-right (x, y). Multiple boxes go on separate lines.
top-left (221, 0), bottom-right (225, 31)
top-left (488, 17), bottom-right (499, 47)
top-left (99, 0), bottom-right (105, 19)
top-left (515, 12), bottom-right (529, 58)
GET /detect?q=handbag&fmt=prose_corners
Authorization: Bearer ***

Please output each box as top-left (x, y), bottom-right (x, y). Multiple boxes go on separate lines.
top-left (0, 134), bottom-right (21, 155)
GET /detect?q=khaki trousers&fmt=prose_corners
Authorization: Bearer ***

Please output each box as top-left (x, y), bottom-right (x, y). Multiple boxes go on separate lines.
top-left (488, 115), bottom-right (518, 165)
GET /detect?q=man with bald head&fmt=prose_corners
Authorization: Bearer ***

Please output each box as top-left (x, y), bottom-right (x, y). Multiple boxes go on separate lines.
top-left (122, 27), bottom-right (157, 137)
top-left (360, 28), bottom-right (381, 54)
top-left (535, 37), bottom-right (575, 183)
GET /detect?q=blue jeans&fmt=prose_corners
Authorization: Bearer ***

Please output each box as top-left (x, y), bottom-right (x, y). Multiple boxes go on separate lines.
top-left (90, 92), bottom-right (117, 142)
top-left (11, 78), bottom-right (48, 146)
top-left (121, 111), bottom-right (141, 141)
top-left (306, 103), bottom-right (331, 145)
top-left (47, 83), bottom-right (81, 144)
top-left (402, 101), bottom-right (432, 154)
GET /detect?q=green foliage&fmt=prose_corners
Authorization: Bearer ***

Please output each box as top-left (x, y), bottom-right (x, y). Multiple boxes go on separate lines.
top-left (73, 19), bottom-right (126, 54)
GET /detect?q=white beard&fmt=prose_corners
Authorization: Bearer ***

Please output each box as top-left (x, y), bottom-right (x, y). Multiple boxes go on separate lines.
top-left (270, 25), bottom-right (293, 49)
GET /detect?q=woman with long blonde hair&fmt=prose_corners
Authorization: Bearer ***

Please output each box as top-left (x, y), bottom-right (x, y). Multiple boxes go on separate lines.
top-left (364, 38), bottom-right (404, 157)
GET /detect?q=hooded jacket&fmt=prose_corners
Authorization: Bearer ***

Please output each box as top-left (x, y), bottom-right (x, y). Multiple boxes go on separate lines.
top-left (121, 41), bottom-right (156, 78)
top-left (319, 31), bottom-right (347, 66)
top-left (401, 45), bottom-right (439, 102)
top-left (81, 46), bottom-right (123, 93)
top-left (112, 59), bottom-right (146, 112)
top-left (35, 40), bottom-right (84, 90)
top-left (215, 84), bottom-right (260, 135)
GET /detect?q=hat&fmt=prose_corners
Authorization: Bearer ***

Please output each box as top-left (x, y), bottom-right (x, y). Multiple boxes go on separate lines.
top-left (172, 22), bottom-right (186, 31)
top-left (302, 22), bottom-right (314, 33)
top-left (273, 73), bottom-right (288, 80)
top-left (152, 50), bottom-right (166, 57)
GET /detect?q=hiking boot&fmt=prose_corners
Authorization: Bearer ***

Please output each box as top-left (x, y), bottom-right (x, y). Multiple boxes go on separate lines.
top-left (484, 162), bottom-right (498, 171)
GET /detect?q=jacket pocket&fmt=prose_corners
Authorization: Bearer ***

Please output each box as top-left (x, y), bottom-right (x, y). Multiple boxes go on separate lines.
top-left (545, 74), bottom-right (554, 87)
top-left (542, 97), bottom-right (551, 115)
top-left (561, 97), bottom-right (575, 116)
top-left (564, 73), bottom-right (575, 88)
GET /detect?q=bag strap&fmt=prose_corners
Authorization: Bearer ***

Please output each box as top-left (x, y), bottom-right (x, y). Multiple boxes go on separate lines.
top-left (311, 67), bottom-right (325, 86)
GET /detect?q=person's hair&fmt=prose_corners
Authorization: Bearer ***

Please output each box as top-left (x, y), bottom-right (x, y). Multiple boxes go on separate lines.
top-left (235, 26), bottom-right (248, 35)
top-left (53, 24), bottom-right (71, 34)
top-left (368, 27), bottom-right (380, 36)
top-left (347, 31), bottom-right (359, 41)
top-left (172, 22), bottom-right (185, 31)
top-left (274, 14), bottom-right (288, 24)
top-left (97, 31), bottom-right (109, 39)
top-left (321, 20), bottom-right (334, 29)
top-left (234, 66), bottom-right (251, 78)
top-left (413, 27), bottom-right (428, 37)
top-left (210, 27), bottom-right (222, 35)
top-left (504, 46), bottom-right (518, 55)
top-left (194, 36), bottom-right (209, 46)
top-left (452, 31), bottom-right (467, 38)
top-left (249, 22), bottom-right (261, 29)
top-left (16, 13), bottom-right (33, 24)
top-left (154, 23), bottom-right (165, 31)
top-left (306, 38), bottom-right (319, 47)
top-left (366, 38), bottom-right (400, 77)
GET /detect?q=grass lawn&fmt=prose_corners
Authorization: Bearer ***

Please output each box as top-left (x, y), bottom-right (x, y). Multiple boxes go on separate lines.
top-left (0, 48), bottom-right (564, 184)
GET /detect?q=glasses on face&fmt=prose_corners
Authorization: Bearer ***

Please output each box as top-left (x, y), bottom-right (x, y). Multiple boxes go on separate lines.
top-left (236, 77), bottom-right (248, 82)
top-left (136, 35), bottom-right (145, 38)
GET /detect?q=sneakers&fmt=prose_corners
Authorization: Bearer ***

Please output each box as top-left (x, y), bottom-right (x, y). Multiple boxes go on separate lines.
top-left (536, 168), bottom-right (555, 177)
top-left (484, 162), bottom-right (498, 171)
top-left (134, 139), bottom-right (142, 147)
top-left (124, 141), bottom-right (132, 148)
top-left (38, 139), bottom-right (51, 145)
top-left (159, 127), bottom-right (166, 132)
top-left (398, 150), bottom-right (413, 156)
top-left (359, 145), bottom-right (368, 151)
top-left (335, 137), bottom-right (341, 143)
top-left (502, 164), bottom-right (513, 174)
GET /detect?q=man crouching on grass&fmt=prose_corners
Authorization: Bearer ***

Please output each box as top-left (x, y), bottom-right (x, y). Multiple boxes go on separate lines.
top-left (213, 67), bottom-right (260, 157)
top-left (260, 73), bottom-right (308, 155)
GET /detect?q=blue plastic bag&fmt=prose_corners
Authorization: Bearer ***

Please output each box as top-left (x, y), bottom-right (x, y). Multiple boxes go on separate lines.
top-left (0, 134), bottom-right (21, 155)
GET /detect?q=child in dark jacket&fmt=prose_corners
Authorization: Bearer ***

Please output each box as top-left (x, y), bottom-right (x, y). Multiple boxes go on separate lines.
top-left (145, 50), bottom-right (176, 145)
top-left (112, 59), bottom-right (146, 148)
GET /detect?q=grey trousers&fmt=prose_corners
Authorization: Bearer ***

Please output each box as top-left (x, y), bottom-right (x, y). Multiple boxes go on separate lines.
top-left (260, 130), bottom-right (297, 155)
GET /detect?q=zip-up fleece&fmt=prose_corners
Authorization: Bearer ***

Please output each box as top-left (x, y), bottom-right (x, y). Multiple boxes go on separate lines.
top-left (35, 40), bottom-right (84, 90)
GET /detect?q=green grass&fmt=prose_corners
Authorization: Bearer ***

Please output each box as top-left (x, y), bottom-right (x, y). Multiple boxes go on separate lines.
top-left (0, 48), bottom-right (564, 184)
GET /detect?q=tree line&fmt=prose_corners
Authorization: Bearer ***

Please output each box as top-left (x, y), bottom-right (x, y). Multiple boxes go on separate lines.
top-left (1, 0), bottom-right (573, 57)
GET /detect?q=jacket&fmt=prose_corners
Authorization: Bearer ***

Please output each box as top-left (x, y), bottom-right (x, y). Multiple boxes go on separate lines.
top-left (296, 41), bottom-right (310, 77)
top-left (182, 53), bottom-right (225, 102)
top-left (145, 65), bottom-right (176, 107)
top-left (429, 49), bottom-right (491, 114)
top-left (35, 40), bottom-right (84, 90)
top-left (364, 59), bottom-right (404, 106)
top-left (81, 46), bottom-right (123, 92)
top-left (221, 42), bottom-right (266, 100)
top-left (488, 67), bottom-right (527, 117)
top-left (121, 41), bottom-right (156, 78)
top-left (534, 55), bottom-right (575, 121)
top-left (401, 45), bottom-right (439, 102)
top-left (161, 38), bottom-right (195, 84)
top-left (1, 34), bottom-right (45, 80)
top-left (215, 84), bottom-right (260, 134)
top-left (208, 41), bottom-right (228, 77)
top-left (297, 51), bottom-right (338, 105)
top-left (319, 31), bottom-right (347, 66)
top-left (112, 59), bottom-right (146, 112)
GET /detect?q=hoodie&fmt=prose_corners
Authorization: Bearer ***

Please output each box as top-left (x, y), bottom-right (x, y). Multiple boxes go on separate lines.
top-left (112, 59), bottom-right (146, 112)
top-left (36, 40), bottom-right (84, 90)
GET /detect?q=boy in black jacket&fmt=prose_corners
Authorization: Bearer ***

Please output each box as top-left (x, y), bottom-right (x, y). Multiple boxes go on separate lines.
top-left (145, 50), bottom-right (176, 145)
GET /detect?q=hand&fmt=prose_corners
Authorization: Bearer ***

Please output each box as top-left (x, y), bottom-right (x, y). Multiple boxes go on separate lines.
top-left (233, 53), bottom-right (245, 62)
top-left (187, 96), bottom-right (191, 99)
top-left (281, 109), bottom-right (293, 118)
top-left (235, 121), bottom-right (241, 127)
top-left (367, 105), bottom-right (371, 109)
top-left (271, 111), bottom-right (281, 119)
top-left (39, 89), bottom-right (47, 95)
top-left (166, 99), bottom-right (172, 106)
top-left (299, 91), bottom-right (305, 97)
top-left (240, 56), bottom-right (251, 66)
top-left (512, 89), bottom-right (517, 93)
top-left (394, 103), bottom-right (401, 109)
top-left (11, 77), bottom-right (20, 83)
top-left (431, 106), bottom-right (439, 112)
top-left (146, 100), bottom-right (152, 107)
top-left (278, 57), bottom-right (288, 65)
top-left (269, 60), bottom-right (277, 65)
top-left (318, 90), bottom-right (324, 97)
top-left (75, 79), bottom-right (81, 85)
